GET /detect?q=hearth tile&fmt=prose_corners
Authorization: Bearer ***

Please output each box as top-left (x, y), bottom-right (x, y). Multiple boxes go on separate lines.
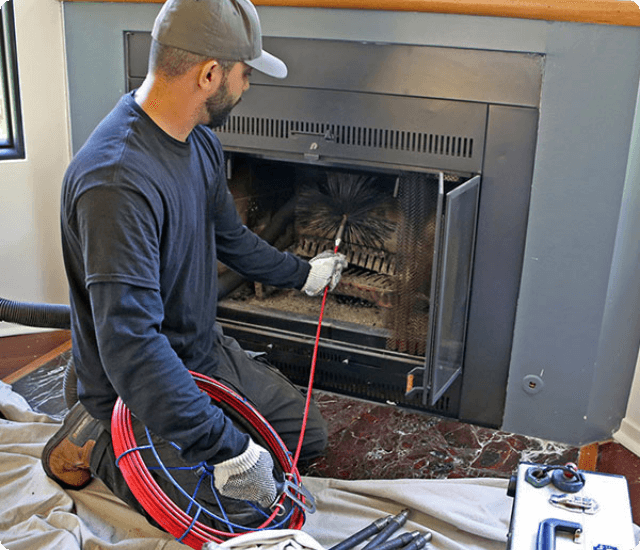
top-left (310, 390), bottom-right (579, 482)
top-left (470, 439), bottom-right (521, 474)
top-left (435, 420), bottom-right (482, 449)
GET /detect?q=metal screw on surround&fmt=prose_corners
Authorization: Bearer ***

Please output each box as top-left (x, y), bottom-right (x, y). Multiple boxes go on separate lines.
top-left (522, 374), bottom-right (544, 395)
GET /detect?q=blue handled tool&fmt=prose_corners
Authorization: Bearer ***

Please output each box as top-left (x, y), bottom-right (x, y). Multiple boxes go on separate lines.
top-left (536, 518), bottom-right (582, 550)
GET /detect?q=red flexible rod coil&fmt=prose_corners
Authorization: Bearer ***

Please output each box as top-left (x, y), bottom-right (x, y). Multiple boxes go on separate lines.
top-left (112, 372), bottom-right (305, 549)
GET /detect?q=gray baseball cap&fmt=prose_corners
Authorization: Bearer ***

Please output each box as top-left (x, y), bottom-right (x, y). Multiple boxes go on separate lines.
top-left (152, 0), bottom-right (287, 78)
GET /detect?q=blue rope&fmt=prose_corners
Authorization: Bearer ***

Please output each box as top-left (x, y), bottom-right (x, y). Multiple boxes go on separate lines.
top-left (176, 506), bottom-right (203, 543)
top-left (210, 475), bottom-right (235, 534)
top-left (185, 468), bottom-right (208, 517)
top-left (115, 444), bottom-right (154, 467)
top-left (132, 426), bottom-right (295, 534)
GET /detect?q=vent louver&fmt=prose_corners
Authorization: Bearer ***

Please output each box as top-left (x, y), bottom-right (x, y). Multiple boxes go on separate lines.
top-left (218, 116), bottom-right (474, 159)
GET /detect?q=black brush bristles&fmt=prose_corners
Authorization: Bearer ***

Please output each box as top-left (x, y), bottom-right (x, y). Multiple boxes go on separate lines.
top-left (296, 172), bottom-right (396, 249)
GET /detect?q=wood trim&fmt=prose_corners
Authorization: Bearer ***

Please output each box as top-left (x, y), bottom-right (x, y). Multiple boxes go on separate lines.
top-left (578, 442), bottom-right (600, 472)
top-left (58, 0), bottom-right (640, 27)
top-left (2, 338), bottom-right (72, 385)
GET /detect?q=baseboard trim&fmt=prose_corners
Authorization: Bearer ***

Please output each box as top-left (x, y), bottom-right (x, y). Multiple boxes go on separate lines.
top-left (578, 442), bottom-right (599, 471)
top-left (0, 325), bottom-right (58, 338)
top-left (614, 418), bottom-right (640, 458)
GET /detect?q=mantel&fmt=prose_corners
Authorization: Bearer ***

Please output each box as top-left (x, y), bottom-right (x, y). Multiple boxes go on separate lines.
top-left (58, 0), bottom-right (640, 27)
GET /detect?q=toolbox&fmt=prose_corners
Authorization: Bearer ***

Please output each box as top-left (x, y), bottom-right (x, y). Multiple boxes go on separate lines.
top-left (507, 462), bottom-right (636, 550)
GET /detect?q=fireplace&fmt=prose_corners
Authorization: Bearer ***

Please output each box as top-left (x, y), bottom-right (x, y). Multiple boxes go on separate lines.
top-left (217, 155), bottom-right (480, 417)
top-left (126, 34), bottom-right (542, 428)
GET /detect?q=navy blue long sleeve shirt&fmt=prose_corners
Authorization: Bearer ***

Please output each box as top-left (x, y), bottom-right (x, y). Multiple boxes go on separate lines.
top-left (61, 92), bottom-right (310, 464)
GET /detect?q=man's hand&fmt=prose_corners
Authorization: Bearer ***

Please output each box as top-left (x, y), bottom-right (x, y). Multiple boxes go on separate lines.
top-left (213, 439), bottom-right (277, 507)
top-left (301, 251), bottom-right (348, 296)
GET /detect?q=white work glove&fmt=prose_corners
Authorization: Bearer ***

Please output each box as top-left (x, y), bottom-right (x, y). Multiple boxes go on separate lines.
top-left (301, 251), bottom-right (348, 297)
top-left (213, 439), bottom-right (277, 508)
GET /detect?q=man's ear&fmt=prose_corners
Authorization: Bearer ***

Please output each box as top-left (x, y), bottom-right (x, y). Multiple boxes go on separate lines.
top-left (198, 59), bottom-right (222, 92)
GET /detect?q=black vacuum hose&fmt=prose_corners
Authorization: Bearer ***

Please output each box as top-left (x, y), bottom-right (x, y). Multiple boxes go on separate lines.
top-left (0, 297), bottom-right (71, 330)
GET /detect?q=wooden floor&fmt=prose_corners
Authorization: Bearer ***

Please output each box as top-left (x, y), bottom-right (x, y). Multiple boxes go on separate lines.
top-left (2, 330), bottom-right (640, 525)
top-left (0, 330), bottom-right (71, 382)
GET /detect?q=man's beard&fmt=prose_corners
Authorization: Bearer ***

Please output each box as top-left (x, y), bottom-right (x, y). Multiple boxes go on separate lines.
top-left (205, 80), bottom-right (240, 129)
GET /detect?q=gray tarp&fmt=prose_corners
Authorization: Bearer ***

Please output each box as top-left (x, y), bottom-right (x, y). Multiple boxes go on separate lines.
top-left (0, 380), bottom-right (512, 550)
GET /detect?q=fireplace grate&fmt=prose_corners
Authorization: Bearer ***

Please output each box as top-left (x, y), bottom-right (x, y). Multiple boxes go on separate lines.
top-left (218, 116), bottom-right (474, 159)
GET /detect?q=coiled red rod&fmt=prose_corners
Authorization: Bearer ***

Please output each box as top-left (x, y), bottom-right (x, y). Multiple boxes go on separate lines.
top-left (112, 372), bottom-right (305, 549)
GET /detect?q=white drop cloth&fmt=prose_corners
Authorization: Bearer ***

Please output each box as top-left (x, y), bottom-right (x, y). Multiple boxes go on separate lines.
top-left (301, 477), bottom-right (510, 550)
top-left (0, 380), bottom-right (512, 550)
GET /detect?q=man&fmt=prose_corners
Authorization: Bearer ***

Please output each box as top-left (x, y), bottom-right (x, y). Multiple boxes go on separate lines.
top-left (41, 0), bottom-right (346, 530)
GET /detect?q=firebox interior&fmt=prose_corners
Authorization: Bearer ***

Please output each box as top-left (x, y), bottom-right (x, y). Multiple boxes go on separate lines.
top-left (216, 153), bottom-right (479, 415)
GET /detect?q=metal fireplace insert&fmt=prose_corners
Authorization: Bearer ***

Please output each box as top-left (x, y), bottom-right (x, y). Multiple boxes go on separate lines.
top-left (126, 34), bottom-right (542, 427)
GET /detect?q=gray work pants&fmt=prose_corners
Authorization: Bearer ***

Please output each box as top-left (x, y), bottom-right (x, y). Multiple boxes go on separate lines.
top-left (89, 326), bottom-right (327, 533)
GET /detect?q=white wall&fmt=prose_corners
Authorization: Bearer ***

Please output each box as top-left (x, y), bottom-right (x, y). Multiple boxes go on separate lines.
top-left (614, 75), bottom-right (640, 455)
top-left (0, 0), bottom-right (71, 337)
top-left (616, 351), bottom-right (640, 455)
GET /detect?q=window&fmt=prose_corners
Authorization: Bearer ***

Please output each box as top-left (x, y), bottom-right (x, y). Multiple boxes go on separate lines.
top-left (0, 1), bottom-right (24, 160)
